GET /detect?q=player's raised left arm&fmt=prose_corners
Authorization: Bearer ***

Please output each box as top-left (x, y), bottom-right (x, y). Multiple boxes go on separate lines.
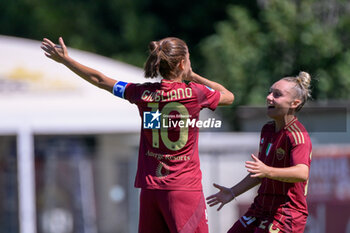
top-left (41, 37), bottom-right (117, 92)
top-left (246, 154), bottom-right (309, 183)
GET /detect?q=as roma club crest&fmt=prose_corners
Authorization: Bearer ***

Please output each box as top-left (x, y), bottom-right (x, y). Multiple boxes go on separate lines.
top-left (276, 148), bottom-right (285, 160)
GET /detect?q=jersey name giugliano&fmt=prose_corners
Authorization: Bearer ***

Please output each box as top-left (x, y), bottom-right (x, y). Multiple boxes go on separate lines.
top-left (113, 79), bottom-right (220, 190)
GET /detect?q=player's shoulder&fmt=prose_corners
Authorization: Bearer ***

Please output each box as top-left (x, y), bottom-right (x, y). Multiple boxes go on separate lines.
top-left (188, 81), bottom-right (201, 89)
top-left (137, 82), bottom-right (160, 87)
top-left (188, 81), bottom-right (216, 93)
top-left (285, 118), bottom-right (310, 146)
top-left (128, 81), bottom-right (160, 90)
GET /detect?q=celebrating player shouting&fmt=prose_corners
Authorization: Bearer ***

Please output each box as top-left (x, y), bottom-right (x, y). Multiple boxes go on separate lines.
top-left (207, 72), bottom-right (312, 233)
top-left (41, 37), bottom-right (234, 233)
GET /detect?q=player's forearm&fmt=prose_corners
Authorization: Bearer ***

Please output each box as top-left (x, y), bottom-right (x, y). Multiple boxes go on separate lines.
top-left (191, 72), bottom-right (224, 91)
top-left (231, 174), bottom-right (261, 197)
top-left (191, 72), bottom-right (234, 105)
top-left (266, 164), bottom-right (309, 183)
top-left (62, 57), bottom-right (115, 91)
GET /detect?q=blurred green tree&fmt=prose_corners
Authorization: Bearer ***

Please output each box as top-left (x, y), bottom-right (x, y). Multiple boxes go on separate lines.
top-left (0, 0), bottom-right (243, 67)
top-left (200, 0), bottom-right (350, 128)
top-left (2, 0), bottom-right (350, 130)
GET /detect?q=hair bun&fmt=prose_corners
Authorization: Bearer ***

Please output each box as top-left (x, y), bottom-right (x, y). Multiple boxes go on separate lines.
top-left (282, 71), bottom-right (312, 111)
top-left (297, 71), bottom-right (311, 89)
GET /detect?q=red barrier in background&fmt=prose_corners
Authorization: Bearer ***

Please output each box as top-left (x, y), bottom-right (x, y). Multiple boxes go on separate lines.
top-left (306, 201), bottom-right (350, 233)
top-left (305, 146), bottom-right (350, 233)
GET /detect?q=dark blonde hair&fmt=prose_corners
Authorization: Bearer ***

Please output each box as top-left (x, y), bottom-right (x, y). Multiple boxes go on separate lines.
top-left (282, 71), bottom-right (312, 112)
top-left (144, 37), bottom-right (188, 79)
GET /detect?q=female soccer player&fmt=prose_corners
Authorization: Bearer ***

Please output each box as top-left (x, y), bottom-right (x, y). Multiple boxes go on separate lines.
top-left (41, 37), bottom-right (234, 233)
top-left (206, 72), bottom-right (312, 233)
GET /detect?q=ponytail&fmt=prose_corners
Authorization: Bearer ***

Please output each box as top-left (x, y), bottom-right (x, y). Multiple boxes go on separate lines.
top-left (144, 41), bottom-right (161, 78)
top-left (144, 37), bottom-right (188, 79)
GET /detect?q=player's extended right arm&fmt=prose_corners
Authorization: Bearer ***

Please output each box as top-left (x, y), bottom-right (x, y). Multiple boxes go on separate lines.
top-left (206, 174), bottom-right (261, 211)
top-left (41, 37), bottom-right (117, 92)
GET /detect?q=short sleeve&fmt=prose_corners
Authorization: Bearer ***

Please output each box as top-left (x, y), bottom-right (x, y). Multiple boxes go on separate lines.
top-left (111, 81), bottom-right (144, 104)
top-left (290, 140), bottom-right (312, 167)
top-left (190, 83), bottom-right (220, 110)
top-left (124, 83), bottom-right (142, 104)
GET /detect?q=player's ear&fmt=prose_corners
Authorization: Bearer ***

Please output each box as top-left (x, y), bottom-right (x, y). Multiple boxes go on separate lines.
top-left (291, 98), bottom-right (302, 109)
top-left (178, 59), bottom-right (185, 71)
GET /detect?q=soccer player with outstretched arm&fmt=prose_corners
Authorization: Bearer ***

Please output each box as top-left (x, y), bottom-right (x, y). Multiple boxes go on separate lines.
top-left (206, 72), bottom-right (312, 233)
top-left (41, 37), bottom-right (234, 233)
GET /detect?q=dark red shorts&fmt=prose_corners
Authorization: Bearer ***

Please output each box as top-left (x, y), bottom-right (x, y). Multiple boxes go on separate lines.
top-left (139, 189), bottom-right (208, 233)
top-left (227, 208), bottom-right (307, 233)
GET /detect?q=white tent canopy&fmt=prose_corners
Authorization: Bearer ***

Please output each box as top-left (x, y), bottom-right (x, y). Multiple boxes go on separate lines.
top-left (0, 35), bottom-right (154, 135)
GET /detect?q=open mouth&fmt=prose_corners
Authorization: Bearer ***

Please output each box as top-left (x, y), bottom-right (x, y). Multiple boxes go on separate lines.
top-left (267, 106), bottom-right (275, 109)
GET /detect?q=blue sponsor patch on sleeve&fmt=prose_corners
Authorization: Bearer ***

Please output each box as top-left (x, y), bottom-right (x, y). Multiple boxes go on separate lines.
top-left (113, 81), bottom-right (128, 99)
top-left (205, 85), bottom-right (214, 91)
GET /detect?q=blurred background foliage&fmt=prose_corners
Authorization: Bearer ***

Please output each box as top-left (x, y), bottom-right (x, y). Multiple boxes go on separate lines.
top-left (1, 0), bottom-right (350, 128)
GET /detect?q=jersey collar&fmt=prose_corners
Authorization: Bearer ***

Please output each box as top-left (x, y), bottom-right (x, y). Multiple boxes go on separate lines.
top-left (161, 79), bottom-right (183, 84)
top-left (284, 116), bottom-right (298, 130)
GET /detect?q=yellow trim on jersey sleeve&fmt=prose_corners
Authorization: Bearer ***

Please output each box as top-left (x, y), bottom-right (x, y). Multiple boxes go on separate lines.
top-left (287, 127), bottom-right (298, 144)
top-left (292, 123), bottom-right (305, 144)
top-left (287, 123), bottom-right (306, 145)
top-left (289, 124), bottom-right (302, 144)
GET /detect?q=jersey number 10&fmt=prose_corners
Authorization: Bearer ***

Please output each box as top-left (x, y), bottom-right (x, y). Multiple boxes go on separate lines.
top-left (147, 102), bottom-right (190, 151)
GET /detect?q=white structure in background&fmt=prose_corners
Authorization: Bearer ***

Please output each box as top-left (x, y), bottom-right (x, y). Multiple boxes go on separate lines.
top-left (0, 35), bottom-right (150, 233)
top-left (0, 35), bottom-right (148, 134)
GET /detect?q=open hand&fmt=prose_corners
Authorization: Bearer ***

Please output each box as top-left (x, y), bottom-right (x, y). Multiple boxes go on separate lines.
top-left (206, 183), bottom-right (235, 211)
top-left (182, 67), bottom-right (194, 82)
top-left (245, 154), bottom-right (270, 178)
top-left (41, 37), bottom-right (68, 63)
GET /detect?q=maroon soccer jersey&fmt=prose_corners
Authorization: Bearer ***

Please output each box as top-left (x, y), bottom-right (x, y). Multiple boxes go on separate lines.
top-left (251, 117), bottom-right (312, 216)
top-left (120, 79), bottom-right (220, 190)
